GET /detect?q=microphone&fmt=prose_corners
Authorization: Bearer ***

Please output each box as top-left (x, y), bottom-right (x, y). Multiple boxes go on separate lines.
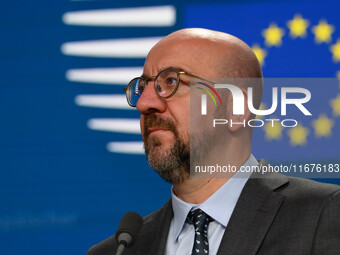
top-left (115, 212), bottom-right (143, 255)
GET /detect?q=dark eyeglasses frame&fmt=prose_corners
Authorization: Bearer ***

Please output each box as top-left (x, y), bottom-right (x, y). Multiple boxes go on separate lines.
top-left (123, 68), bottom-right (213, 107)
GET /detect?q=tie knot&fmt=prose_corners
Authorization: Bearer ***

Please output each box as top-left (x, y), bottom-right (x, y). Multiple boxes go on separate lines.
top-left (187, 209), bottom-right (213, 231)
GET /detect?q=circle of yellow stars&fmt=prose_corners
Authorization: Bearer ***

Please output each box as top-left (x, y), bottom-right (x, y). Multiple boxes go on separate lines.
top-left (251, 14), bottom-right (340, 146)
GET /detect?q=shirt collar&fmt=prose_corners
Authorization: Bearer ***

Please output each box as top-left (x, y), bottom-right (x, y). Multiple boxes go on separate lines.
top-left (171, 154), bottom-right (258, 241)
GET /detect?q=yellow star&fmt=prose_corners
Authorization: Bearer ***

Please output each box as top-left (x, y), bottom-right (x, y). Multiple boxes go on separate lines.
top-left (330, 39), bottom-right (340, 62)
top-left (312, 20), bottom-right (334, 44)
top-left (255, 103), bottom-right (267, 119)
top-left (312, 114), bottom-right (334, 137)
top-left (264, 119), bottom-right (283, 140)
top-left (287, 124), bottom-right (309, 146)
top-left (330, 94), bottom-right (340, 116)
top-left (252, 44), bottom-right (267, 66)
top-left (262, 23), bottom-right (285, 47)
top-left (287, 14), bottom-right (309, 38)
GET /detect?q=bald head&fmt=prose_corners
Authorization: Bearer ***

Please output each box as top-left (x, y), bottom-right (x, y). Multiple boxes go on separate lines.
top-left (149, 28), bottom-right (262, 78)
top-left (145, 28), bottom-right (263, 111)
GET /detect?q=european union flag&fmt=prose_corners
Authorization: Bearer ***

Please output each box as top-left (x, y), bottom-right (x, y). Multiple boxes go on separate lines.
top-left (185, 0), bottom-right (340, 162)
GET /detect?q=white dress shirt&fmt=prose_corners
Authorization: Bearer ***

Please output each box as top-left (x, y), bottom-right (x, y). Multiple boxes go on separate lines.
top-left (165, 154), bottom-right (258, 255)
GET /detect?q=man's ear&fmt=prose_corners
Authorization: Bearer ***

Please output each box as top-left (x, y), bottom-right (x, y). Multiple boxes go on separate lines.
top-left (227, 87), bottom-right (252, 132)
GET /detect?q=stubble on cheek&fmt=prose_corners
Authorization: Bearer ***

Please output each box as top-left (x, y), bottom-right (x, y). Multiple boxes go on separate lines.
top-left (143, 114), bottom-right (178, 151)
top-left (141, 113), bottom-right (190, 184)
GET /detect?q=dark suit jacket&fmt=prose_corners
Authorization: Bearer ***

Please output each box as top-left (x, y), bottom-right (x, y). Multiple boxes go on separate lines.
top-left (87, 160), bottom-right (340, 255)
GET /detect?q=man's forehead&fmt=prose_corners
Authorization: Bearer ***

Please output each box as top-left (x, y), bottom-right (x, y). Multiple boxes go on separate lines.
top-left (143, 53), bottom-right (196, 78)
top-left (143, 40), bottom-right (218, 77)
top-left (141, 66), bottom-right (191, 79)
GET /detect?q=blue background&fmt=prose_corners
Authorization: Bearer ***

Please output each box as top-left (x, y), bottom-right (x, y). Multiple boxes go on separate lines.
top-left (1, 0), bottom-right (340, 254)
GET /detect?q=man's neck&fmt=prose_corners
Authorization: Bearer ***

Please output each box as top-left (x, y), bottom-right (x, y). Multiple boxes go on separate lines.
top-left (173, 177), bottom-right (230, 204)
top-left (173, 151), bottom-right (251, 204)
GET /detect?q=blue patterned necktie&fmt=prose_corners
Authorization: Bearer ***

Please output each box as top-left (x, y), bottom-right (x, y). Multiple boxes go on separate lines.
top-left (187, 209), bottom-right (214, 255)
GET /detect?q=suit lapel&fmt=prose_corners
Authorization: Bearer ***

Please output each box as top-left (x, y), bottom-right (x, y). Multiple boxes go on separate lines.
top-left (136, 199), bottom-right (173, 255)
top-left (217, 160), bottom-right (288, 255)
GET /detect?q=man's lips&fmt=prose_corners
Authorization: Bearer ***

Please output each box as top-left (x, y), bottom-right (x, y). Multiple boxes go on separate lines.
top-left (147, 127), bottom-right (170, 135)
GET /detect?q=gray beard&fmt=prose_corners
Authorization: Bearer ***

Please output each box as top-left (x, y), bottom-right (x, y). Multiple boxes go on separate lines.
top-left (145, 127), bottom-right (222, 183)
top-left (145, 136), bottom-right (190, 184)
top-left (143, 113), bottom-right (190, 184)
top-left (142, 111), bottom-right (224, 183)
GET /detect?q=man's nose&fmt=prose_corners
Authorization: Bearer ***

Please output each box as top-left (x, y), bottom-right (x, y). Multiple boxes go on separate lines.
top-left (136, 81), bottom-right (166, 114)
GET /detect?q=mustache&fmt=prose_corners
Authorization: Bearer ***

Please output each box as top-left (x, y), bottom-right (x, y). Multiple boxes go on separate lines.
top-left (143, 114), bottom-right (178, 137)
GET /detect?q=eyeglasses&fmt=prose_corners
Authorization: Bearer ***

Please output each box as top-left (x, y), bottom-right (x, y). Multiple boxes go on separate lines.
top-left (124, 67), bottom-right (213, 107)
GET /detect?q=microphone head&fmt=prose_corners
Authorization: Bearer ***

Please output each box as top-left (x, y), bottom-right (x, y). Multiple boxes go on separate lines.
top-left (115, 212), bottom-right (143, 247)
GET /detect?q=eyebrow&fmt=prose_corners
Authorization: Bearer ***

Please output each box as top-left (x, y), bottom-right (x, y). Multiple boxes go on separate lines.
top-left (141, 66), bottom-right (191, 79)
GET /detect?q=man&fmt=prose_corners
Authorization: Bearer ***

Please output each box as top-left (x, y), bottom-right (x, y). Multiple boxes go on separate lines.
top-left (87, 28), bottom-right (340, 255)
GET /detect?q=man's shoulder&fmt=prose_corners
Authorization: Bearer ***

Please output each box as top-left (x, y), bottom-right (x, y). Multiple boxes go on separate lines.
top-left (251, 168), bottom-right (340, 217)
top-left (86, 234), bottom-right (115, 255)
top-left (248, 161), bottom-right (340, 219)
top-left (255, 159), bottom-right (340, 203)
top-left (280, 176), bottom-right (340, 208)
top-left (280, 175), bottom-right (340, 199)
top-left (241, 170), bottom-right (340, 254)
top-left (86, 200), bottom-right (172, 255)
